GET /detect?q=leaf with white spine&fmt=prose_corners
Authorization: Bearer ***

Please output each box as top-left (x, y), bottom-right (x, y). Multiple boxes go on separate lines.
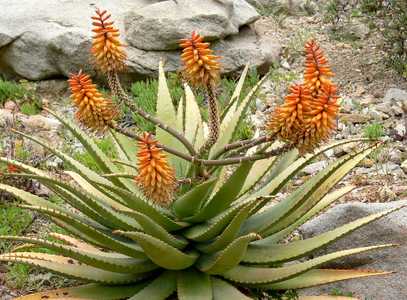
top-left (110, 129), bottom-right (139, 163)
top-left (256, 269), bottom-right (392, 290)
top-left (197, 233), bottom-right (260, 274)
top-left (0, 236), bottom-right (156, 273)
top-left (15, 204), bottom-right (146, 259)
top-left (0, 253), bottom-right (150, 284)
top-left (120, 232), bottom-right (198, 270)
top-left (240, 146), bottom-right (375, 235)
top-left (243, 206), bottom-right (404, 264)
top-left (261, 146), bottom-right (376, 236)
top-left (13, 283), bottom-right (148, 300)
top-left (255, 185), bottom-right (356, 244)
top-left (245, 138), bottom-right (370, 201)
top-left (222, 244), bottom-right (395, 284)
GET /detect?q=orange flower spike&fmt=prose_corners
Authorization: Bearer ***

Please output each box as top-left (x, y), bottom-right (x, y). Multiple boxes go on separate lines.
top-left (68, 71), bottom-right (118, 132)
top-left (179, 31), bottom-right (221, 88)
top-left (304, 40), bottom-right (334, 96)
top-left (91, 8), bottom-right (126, 73)
top-left (300, 83), bottom-right (340, 152)
top-left (135, 133), bottom-right (176, 206)
top-left (267, 84), bottom-right (311, 142)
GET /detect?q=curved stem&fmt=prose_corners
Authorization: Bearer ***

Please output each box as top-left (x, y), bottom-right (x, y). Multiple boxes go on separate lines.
top-left (107, 71), bottom-right (197, 157)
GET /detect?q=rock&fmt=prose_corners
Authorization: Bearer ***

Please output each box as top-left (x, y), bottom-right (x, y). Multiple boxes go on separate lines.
top-left (402, 160), bottom-right (407, 175)
top-left (340, 113), bottom-right (371, 124)
top-left (394, 123), bottom-right (406, 138)
top-left (347, 20), bottom-right (370, 40)
top-left (302, 161), bottom-right (327, 175)
top-left (125, 0), bottom-right (258, 51)
top-left (383, 88), bottom-right (407, 103)
top-left (21, 114), bottom-right (61, 132)
top-left (388, 149), bottom-right (403, 164)
top-left (0, 0), bottom-right (279, 81)
top-left (299, 201), bottom-right (407, 300)
top-left (3, 101), bottom-right (18, 112)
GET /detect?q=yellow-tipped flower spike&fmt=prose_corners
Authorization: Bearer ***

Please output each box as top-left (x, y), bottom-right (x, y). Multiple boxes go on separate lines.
top-left (68, 71), bottom-right (118, 132)
top-left (135, 133), bottom-right (176, 206)
top-left (91, 8), bottom-right (126, 73)
top-left (304, 40), bottom-right (334, 97)
top-left (298, 83), bottom-right (340, 153)
top-left (266, 84), bottom-right (312, 142)
top-left (179, 31), bottom-right (221, 89)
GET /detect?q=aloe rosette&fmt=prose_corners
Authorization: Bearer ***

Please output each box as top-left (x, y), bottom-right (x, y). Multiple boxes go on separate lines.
top-left (0, 8), bottom-right (403, 300)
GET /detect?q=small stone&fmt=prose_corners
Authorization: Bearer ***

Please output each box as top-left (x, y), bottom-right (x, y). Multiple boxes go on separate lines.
top-left (402, 160), bottom-right (407, 174)
top-left (340, 113), bottom-right (371, 124)
top-left (358, 158), bottom-right (375, 168)
top-left (383, 88), bottom-right (407, 103)
top-left (389, 149), bottom-right (403, 164)
top-left (3, 100), bottom-right (18, 111)
top-left (302, 161), bottom-right (327, 175)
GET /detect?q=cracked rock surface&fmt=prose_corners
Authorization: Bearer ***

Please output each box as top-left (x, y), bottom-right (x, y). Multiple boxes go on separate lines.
top-left (0, 0), bottom-right (281, 81)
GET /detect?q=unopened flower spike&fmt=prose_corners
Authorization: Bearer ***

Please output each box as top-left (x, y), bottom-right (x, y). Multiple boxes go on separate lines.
top-left (135, 133), bottom-right (176, 206)
top-left (68, 71), bottom-right (118, 132)
top-left (179, 31), bottom-right (221, 89)
top-left (91, 8), bottom-right (127, 73)
top-left (304, 39), bottom-right (334, 96)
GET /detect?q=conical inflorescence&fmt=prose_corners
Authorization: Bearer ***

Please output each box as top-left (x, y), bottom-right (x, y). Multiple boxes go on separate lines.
top-left (179, 31), bottom-right (221, 89)
top-left (135, 133), bottom-right (176, 206)
top-left (267, 40), bottom-right (339, 153)
top-left (68, 71), bottom-right (118, 132)
top-left (91, 8), bottom-right (126, 73)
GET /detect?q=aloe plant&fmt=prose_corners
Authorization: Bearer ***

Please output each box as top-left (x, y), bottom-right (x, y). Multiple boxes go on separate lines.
top-left (0, 8), bottom-right (403, 300)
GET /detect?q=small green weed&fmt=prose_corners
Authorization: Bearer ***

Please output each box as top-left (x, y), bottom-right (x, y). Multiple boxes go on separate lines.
top-left (20, 101), bottom-right (41, 115)
top-left (0, 78), bottom-right (27, 105)
top-left (73, 137), bottom-right (116, 171)
top-left (0, 207), bottom-right (33, 252)
top-left (363, 123), bottom-right (384, 140)
top-left (5, 263), bottom-right (31, 289)
top-left (330, 288), bottom-right (354, 297)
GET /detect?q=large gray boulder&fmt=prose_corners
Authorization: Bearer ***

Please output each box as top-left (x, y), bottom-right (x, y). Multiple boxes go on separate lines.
top-left (0, 0), bottom-right (280, 81)
top-left (298, 200), bottom-right (407, 300)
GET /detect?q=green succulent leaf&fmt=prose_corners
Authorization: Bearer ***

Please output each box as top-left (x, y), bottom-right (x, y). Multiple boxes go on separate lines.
top-left (93, 181), bottom-right (187, 231)
top-left (110, 129), bottom-right (139, 163)
top-left (210, 67), bottom-right (267, 159)
top-left (173, 177), bottom-right (217, 218)
top-left (246, 138), bottom-right (370, 201)
top-left (177, 269), bottom-right (212, 300)
top-left (257, 268), bottom-right (392, 290)
top-left (211, 277), bottom-right (252, 300)
top-left (129, 271), bottom-right (177, 300)
top-left (0, 236), bottom-right (157, 274)
top-left (177, 94), bottom-right (184, 133)
top-left (13, 283), bottom-right (148, 300)
top-left (183, 198), bottom-right (258, 242)
top-left (259, 185), bottom-right (356, 244)
top-left (114, 211), bottom-right (188, 249)
top-left (16, 204), bottom-right (146, 259)
top-left (197, 233), bottom-right (260, 275)
top-left (46, 109), bottom-right (134, 190)
top-left (196, 200), bottom-right (259, 253)
top-left (243, 206), bottom-right (404, 264)
top-left (0, 252), bottom-right (150, 284)
top-left (187, 161), bottom-right (254, 222)
top-left (241, 145), bottom-right (375, 236)
top-left (120, 232), bottom-right (198, 270)
top-left (184, 83), bottom-right (204, 150)
top-left (222, 244), bottom-right (395, 284)
top-left (156, 60), bottom-right (188, 177)
top-left (10, 130), bottom-right (113, 187)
